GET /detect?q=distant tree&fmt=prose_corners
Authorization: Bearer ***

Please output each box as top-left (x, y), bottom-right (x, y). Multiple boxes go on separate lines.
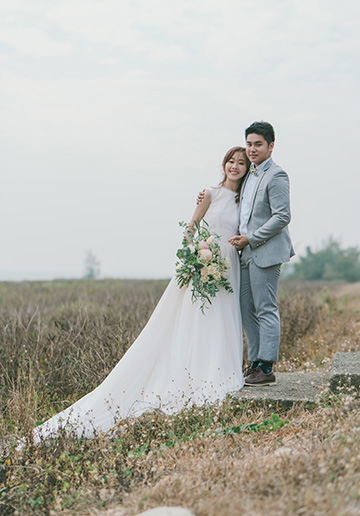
top-left (83, 250), bottom-right (101, 279)
top-left (289, 238), bottom-right (360, 282)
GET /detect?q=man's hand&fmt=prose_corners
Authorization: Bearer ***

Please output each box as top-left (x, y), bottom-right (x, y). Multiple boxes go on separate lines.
top-left (228, 235), bottom-right (249, 251)
top-left (196, 189), bottom-right (206, 205)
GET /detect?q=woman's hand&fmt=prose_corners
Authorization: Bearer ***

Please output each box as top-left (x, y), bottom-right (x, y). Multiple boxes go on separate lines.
top-left (196, 189), bottom-right (206, 205)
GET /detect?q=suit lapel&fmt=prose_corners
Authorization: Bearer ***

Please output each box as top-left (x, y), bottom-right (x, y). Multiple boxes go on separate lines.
top-left (247, 158), bottom-right (273, 222)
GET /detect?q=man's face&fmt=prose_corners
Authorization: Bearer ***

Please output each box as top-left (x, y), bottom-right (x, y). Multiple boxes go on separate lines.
top-left (246, 133), bottom-right (274, 166)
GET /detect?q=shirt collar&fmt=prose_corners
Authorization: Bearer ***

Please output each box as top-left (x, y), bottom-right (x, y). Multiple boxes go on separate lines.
top-left (254, 157), bottom-right (272, 174)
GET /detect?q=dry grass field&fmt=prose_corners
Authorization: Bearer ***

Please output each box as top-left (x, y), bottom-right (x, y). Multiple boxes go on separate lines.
top-left (0, 279), bottom-right (359, 516)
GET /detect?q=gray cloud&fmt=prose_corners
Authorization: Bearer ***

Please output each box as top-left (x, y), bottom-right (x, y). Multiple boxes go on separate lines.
top-left (0, 0), bottom-right (359, 279)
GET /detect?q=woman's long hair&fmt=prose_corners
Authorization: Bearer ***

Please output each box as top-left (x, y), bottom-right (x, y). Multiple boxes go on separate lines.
top-left (220, 146), bottom-right (250, 203)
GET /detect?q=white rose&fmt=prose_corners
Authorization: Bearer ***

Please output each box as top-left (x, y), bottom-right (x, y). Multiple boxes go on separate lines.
top-left (206, 235), bottom-right (216, 246)
top-left (200, 268), bottom-right (209, 282)
top-left (207, 265), bottom-right (216, 276)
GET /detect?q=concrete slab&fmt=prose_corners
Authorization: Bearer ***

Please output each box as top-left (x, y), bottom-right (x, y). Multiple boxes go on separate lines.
top-left (329, 352), bottom-right (360, 393)
top-left (134, 508), bottom-right (194, 516)
top-left (233, 372), bottom-right (329, 409)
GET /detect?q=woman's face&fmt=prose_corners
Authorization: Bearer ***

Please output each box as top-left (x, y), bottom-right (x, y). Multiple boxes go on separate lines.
top-left (224, 151), bottom-right (248, 184)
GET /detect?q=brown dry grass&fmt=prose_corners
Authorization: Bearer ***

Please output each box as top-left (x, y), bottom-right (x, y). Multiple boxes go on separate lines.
top-left (116, 402), bottom-right (360, 516)
top-left (0, 279), bottom-right (168, 425)
top-left (0, 279), bottom-right (359, 516)
top-left (277, 281), bottom-right (360, 372)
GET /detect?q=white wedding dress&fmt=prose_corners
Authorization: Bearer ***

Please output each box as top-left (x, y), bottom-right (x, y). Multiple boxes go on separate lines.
top-left (32, 186), bottom-right (244, 443)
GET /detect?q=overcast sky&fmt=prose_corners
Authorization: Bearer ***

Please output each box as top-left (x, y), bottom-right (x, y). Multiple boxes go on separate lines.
top-left (1, 0), bottom-right (359, 280)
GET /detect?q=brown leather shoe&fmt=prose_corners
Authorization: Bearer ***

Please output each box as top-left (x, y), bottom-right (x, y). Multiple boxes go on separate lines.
top-left (244, 367), bottom-right (276, 387)
top-left (243, 364), bottom-right (256, 377)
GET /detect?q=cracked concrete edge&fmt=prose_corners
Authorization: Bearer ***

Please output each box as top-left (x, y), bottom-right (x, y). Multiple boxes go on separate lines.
top-left (233, 372), bottom-right (329, 409)
top-left (134, 508), bottom-right (195, 516)
top-left (233, 397), bottom-right (319, 410)
top-left (329, 352), bottom-right (360, 393)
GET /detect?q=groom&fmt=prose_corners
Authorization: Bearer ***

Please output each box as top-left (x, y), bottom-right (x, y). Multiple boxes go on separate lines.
top-left (229, 121), bottom-right (294, 386)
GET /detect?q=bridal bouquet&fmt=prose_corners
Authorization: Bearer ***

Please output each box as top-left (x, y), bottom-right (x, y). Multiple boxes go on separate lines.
top-left (175, 221), bottom-right (233, 313)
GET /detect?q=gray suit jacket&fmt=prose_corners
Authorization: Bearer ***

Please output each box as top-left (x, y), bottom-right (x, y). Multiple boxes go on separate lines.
top-left (240, 158), bottom-right (295, 268)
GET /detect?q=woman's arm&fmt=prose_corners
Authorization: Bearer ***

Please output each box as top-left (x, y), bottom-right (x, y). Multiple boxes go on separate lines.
top-left (186, 189), bottom-right (211, 238)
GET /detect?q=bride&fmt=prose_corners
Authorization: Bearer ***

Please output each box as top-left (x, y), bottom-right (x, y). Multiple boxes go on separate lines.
top-left (30, 146), bottom-right (250, 444)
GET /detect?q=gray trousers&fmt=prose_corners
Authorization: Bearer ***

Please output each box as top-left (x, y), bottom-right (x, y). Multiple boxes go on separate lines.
top-left (240, 246), bottom-right (281, 363)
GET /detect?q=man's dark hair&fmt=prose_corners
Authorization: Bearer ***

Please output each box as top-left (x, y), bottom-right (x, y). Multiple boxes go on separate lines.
top-left (245, 121), bottom-right (275, 145)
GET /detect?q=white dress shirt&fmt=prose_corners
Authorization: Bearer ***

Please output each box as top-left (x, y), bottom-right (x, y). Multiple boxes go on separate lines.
top-left (240, 158), bottom-right (271, 236)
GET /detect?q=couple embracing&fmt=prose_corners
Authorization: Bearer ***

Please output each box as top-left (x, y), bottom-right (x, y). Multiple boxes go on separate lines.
top-left (199, 120), bottom-right (294, 387)
top-left (29, 121), bottom-right (294, 445)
